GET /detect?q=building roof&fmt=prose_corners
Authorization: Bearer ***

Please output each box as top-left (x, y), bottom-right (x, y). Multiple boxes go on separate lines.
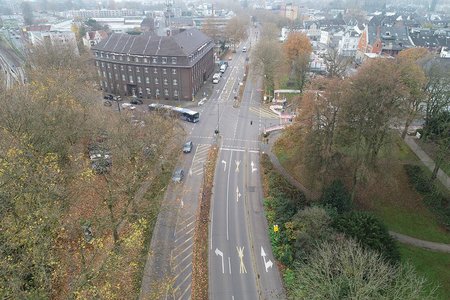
top-left (92, 28), bottom-right (211, 56)
top-left (409, 28), bottom-right (450, 48)
top-left (87, 30), bottom-right (108, 40)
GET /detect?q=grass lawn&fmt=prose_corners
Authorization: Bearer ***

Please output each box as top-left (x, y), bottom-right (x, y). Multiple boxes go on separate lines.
top-left (274, 131), bottom-right (450, 243)
top-left (399, 244), bottom-right (450, 299)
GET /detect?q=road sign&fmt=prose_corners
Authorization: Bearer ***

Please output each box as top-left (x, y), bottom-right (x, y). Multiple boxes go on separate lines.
top-left (273, 224), bottom-right (279, 232)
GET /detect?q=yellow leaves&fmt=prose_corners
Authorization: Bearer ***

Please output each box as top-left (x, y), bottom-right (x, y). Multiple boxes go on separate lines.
top-left (122, 218), bottom-right (148, 249)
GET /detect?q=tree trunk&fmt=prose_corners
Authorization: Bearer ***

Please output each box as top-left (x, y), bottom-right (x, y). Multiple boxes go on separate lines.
top-left (401, 117), bottom-right (413, 139)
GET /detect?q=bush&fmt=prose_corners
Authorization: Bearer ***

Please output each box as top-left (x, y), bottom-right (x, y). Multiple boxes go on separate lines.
top-left (320, 180), bottom-right (352, 214)
top-left (333, 212), bottom-right (400, 264)
top-left (404, 164), bottom-right (433, 194)
top-left (424, 191), bottom-right (450, 230)
top-left (288, 238), bottom-right (436, 299)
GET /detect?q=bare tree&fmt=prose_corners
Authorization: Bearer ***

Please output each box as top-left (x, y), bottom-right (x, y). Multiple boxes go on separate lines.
top-left (253, 39), bottom-right (282, 97)
top-left (321, 47), bottom-right (352, 78)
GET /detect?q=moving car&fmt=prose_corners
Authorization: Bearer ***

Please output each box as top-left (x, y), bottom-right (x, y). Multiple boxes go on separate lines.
top-left (172, 168), bottom-right (184, 183)
top-left (183, 141), bottom-right (193, 153)
top-left (242, 47), bottom-right (247, 52)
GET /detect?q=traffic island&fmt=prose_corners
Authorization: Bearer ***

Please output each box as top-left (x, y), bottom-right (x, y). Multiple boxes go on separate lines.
top-left (191, 145), bottom-right (218, 299)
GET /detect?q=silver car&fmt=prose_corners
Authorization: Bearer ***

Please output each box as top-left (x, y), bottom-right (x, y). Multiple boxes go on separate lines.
top-left (172, 168), bottom-right (184, 183)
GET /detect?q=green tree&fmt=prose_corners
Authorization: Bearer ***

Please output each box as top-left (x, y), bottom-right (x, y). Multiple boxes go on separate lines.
top-left (320, 180), bottom-right (352, 214)
top-left (333, 211), bottom-right (400, 263)
top-left (21, 1), bottom-right (34, 25)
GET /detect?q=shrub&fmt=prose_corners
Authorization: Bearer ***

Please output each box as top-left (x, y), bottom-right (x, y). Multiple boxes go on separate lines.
top-left (404, 164), bottom-right (433, 194)
top-left (289, 238), bottom-right (436, 299)
top-left (320, 180), bottom-right (352, 214)
top-left (333, 212), bottom-right (400, 264)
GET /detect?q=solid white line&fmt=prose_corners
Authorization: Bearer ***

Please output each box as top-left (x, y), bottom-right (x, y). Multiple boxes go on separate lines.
top-left (174, 232), bottom-right (193, 247)
top-left (173, 261), bottom-right (192, 281)
top-left (228, 256), bottom-right (231, 274)
top-left (226, 152), bottom-right (233, 241)
top-left (173, 272), bottom-right (191, 293)
top-left (172, 243), bottom-right (193, 260)
top-left (221, 147), bottom-right (245, 152)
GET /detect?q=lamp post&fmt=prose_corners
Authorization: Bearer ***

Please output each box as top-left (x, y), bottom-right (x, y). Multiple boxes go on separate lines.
top-left (215, 98), bottom-right (220, 135)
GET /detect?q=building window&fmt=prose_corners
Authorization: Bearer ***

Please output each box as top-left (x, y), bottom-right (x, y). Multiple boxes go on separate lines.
top-left (154, 78), bottom-right (159, 84)
top-left (95, 52), bottom-right (99, 57)
top-left (122, 74), bottom-right (126, 81)
top-left (120, 65), bottom-right (124, 71)
top-left (171, 57), bottom-right (177, 64)
top-left (138, 87), bottom-right (143, 95)
top-left (144, 57), bottom-right (148, 63)
top-left (135, 57), bottom-right (139, 62)
top-left (115, 73), bottom-right (118, 80)
top-left (152, 57), bottom-right (157, 63)
top-left (112, 54), bottom-right (115, 60)
top-left (172, 69), bottom-right (177, 75)
top-left (100, 52), bottom-right (104, 58)
top-left (104, 81), bottom-right (108, 87)
top-left (97, 70), bottom-right (101, 77)
top-left (173, 79), bottom-right (177, 86)
top-left (101, 62), bottom-right (105, 67)
top-left (162, 57), bottom-right (167, 64)
top-left (156, 89), bottom-right (160, 96)
top-left (102, 71), bottom-right (106, 77)
top-left (164, 89), bottom-right (169, 96)
top-left (107, 63), bottom-right (111, 68)
top-left (137, 76), bottom-right (141, 83)
top-left (113, 64), bottom-right (117, 70)
top-left (145, 77), bottom-right (150, 84)
top-left (124, 84), bottom-right (127, 91)
top-left (146, 87), bottom-right (151, 95)
top-left (163, 78), bottom-right (168, 85)
top-left (136, 67), bottom-right (140, 73)
top-left (108, 72), bottom-right (112, 79)
top-left (174, 90), bottom-right (178, 97)
top-left (154, 68), bottom-right (158, 74)
top-left (119, 56), bottom-right (123, 61)
top-left (95, 61), bottom-right (99, 66)
top-left (128, 66), bottom-right (132, 72)
top-left (144, 67), bottom-right (149, 73)
top-left (162, 68), bottom-right (167, 74)
top-left (129, 75), bottom-right (134, 83)
top-left (127, 56), bottom-right (131, 62)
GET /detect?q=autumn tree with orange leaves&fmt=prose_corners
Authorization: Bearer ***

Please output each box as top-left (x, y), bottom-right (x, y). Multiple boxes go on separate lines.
top-left (283, 32), bottom-right (312, 92)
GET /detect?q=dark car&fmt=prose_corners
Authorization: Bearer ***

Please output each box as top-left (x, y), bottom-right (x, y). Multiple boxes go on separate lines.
top-left (172, 168), bottom-right (184, 183)
top-left (130, 98), bottom-right (144, 105)
top-left (183, 141), bottom-right (193, 153)
top-left (103, 94), bottom-right (114, 100)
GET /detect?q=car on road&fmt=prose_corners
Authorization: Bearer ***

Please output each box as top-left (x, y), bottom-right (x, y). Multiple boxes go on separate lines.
top-left (228, 56), bottom-right (232, 61)
top-left (183, 141), bottom-right (193, 153)
top-left (242, 47), bottom-right (247, 52)
top-left (212, 77), bottom-right (220, 84)
top-left (220, 64), bottom-right (227, 73)
top-left (172, 168), bottom-right (184, 183)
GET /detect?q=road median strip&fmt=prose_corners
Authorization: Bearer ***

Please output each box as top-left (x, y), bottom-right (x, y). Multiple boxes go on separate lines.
top-left (191, 145), bottom-right (218, 299)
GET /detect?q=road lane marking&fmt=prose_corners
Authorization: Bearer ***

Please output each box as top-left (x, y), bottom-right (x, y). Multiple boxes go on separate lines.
top-left (237, 246), bottom-right (247, 274)
top-left (236, 186), bottom-right (241, 202)
top-left (235, 160), bottom-right (240, 172)
top-left (228, 256), bottom-right (231, 274)
top-left (251, 161), bottom-right (258, 173)
top-left (226, 151), bottom-right (233, 241)
top-left (215, 248), bottom-right (224, 274)
top-left (261, 246), bottom-right (274, 272)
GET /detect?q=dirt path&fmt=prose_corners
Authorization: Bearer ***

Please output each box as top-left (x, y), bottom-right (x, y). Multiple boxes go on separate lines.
top-left (390, 231), bottom-right (450, 253)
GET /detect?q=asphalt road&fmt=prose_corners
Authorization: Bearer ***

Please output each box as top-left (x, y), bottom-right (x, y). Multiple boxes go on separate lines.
top-left (140, 28), bottom-right (283, 300)
top-left (208, 31), bottom-right (284, 299)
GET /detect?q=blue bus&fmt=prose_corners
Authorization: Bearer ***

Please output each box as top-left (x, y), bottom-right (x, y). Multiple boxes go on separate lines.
top-left (148, 103), bottom-right (200, 123)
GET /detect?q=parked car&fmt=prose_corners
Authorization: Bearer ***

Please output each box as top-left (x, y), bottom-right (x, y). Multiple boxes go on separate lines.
top-left (220, 64), bottom-right (227, 73)
top-left (213, 77), bottom-right (220, 84)
top-left (183, 141), bottom-right (193, 153)
top-left (172, 168), bottom-right (184, 183)
top-left (242, 47), bottom-right (247, 52)
top-left (130, 97), bottom-right (144, 105)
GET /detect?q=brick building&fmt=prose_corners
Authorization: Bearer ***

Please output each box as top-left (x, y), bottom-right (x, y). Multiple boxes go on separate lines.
top-left (92, 28), bottom-right (214, 101)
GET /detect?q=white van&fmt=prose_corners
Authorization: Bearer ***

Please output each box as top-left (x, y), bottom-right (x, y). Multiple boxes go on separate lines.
top-left (220, 64), bottom-right (227, 73)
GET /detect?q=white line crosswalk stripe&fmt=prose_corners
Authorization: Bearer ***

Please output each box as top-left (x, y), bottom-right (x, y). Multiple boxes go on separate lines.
top-left (248, 106), bottom-right (279, 119)
top-left (189, 144), bottom-right (210, 176)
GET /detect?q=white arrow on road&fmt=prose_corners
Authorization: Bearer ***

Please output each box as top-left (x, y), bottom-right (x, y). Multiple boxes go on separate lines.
top-left (215, 248), bottom-right (224, 274)
top-left (260, 246), bottom-right (273, 272)
top-left (222, 160), bottom-right (227, 172)
top-left (236, 186), bottom-right (241, 202)
top-left (235, 160), bottom-right (241, 173)
top-left (251, 161), bottom-right (257, 173)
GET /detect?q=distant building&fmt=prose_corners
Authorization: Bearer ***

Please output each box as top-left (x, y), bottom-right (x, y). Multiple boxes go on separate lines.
top-left (92, 28), bottom-right (214, 101)
top-left (26, 29), bottom-right (78, 54)
top-left (83, 30), bottom-right (108, 48)
top-left (63, 9), bottom-right (143, 19)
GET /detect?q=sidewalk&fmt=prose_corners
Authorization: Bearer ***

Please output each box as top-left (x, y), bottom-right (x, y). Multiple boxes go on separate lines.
top-left (404, 135), bottom-right (450, 191)
top-left (389, 231), bottom-right (450, 253)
